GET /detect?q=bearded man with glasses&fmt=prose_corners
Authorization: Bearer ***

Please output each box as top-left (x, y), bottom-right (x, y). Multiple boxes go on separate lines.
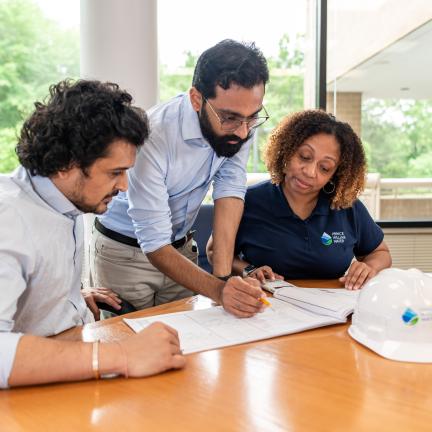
top-left (200, 97), bottom-right (269, 158)
top-left (91, 39), bottom-right (270, 318)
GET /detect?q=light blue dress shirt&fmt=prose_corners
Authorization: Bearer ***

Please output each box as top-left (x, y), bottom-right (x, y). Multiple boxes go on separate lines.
top-left (99, 93), bottom-right (252, 253)
top-left (0, 167), bottom-right (93, 389)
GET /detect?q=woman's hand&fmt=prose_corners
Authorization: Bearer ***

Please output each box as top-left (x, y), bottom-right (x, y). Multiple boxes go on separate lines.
top-left (246, 266), bottom-right (284, 283)
top-left (339, 261), bottom-right (378, 290)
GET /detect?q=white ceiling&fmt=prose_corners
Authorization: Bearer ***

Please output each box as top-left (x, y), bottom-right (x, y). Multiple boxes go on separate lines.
top-left (327, 19), bottom-right (432, 100)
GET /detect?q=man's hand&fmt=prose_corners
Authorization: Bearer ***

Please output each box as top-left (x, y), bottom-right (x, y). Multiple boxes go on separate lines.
top-left (121, 322), bottom-right (186, 377)
top-left (247, 266), bottom-right (284, 283)
top-left (82, 287), bottom-right (122, 320)
top-left (339, 261), bottom-right (378, 290)
top-left (221, 276), bottom-right (266, 318)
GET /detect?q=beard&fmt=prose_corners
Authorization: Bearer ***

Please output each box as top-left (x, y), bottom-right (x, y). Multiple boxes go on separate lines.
top-left (76, 190), bottom-right (119, 214)
top-left (70, 190), bottom-right (119, 214)
top-left (69, 174), bottom-right (120, 214)
top-left (199, 107), bottom-right (251, 158)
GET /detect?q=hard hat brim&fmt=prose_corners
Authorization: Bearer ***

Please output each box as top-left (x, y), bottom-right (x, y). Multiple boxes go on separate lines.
top-left (348, 325), bottom-right (432, 363)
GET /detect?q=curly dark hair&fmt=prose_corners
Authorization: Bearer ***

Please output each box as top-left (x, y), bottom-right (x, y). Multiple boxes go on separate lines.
top-left (264, 110), bottom-right (366, 209)
top-left (192, 39), bottom-right (269, 99)
top-left (16, 79), bottom-right (149, 176)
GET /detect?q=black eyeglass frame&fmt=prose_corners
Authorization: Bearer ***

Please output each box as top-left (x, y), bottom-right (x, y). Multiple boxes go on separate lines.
top-left (203, 98), bottom-right (269, 132)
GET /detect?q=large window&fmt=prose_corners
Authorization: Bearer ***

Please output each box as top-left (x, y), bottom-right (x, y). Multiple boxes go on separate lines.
top-left (0, 0), bottom-right (79, 173)
top-left (327, 0), bottom-right (432, 221)
top-left (158, 0), bottom-right (313, 173)
top-left (1, 1), bottom-right (315, 176)
top-left (1, 1), bottom-right (317, 177)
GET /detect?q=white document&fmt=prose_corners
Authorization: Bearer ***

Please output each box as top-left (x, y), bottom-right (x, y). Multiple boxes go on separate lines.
top-left (261, 279), bottom-right (297, 293)
top-left (124, 298), bottom-right (342, 355)
top-left (274, 287), bottom-right (360, 320)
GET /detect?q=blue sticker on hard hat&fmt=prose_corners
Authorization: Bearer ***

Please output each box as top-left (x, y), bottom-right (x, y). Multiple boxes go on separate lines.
top-left (402, 308), bottom-right (419, 326)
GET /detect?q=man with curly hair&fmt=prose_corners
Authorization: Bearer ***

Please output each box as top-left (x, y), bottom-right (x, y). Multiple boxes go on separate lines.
top-left (0, 80), bottom-right (185, 388)
top-left (91, 39), bottom-right (271, 317)
top-left (208, 110), bottom-right (391, 289)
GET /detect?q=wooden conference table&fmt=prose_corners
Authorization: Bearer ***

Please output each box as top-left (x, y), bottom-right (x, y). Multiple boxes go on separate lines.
top-left (1, 280), bottom-right (431, 432)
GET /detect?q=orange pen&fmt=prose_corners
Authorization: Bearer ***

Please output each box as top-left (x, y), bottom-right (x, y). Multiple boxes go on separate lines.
top-left (259, 296), bottom-right (271, 307)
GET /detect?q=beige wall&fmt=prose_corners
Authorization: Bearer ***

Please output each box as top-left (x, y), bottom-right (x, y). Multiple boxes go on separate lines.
top-left (326, 91), bottom-right (362, 136)
top-left (327, 0), bottom-right (432, 82)
top-left (381, 197), bottom-right (432, 220)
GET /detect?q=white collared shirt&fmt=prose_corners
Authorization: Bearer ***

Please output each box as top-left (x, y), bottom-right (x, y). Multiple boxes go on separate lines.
top-left (0, 166), bottom-right (93, 388)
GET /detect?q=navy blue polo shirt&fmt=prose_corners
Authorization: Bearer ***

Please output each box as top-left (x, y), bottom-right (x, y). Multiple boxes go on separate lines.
top-left (235, 181), bottom-right (384, 279)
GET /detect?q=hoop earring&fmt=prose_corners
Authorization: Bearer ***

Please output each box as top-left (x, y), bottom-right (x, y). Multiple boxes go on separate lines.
top-left (322, 180), bottom-right (335, 194)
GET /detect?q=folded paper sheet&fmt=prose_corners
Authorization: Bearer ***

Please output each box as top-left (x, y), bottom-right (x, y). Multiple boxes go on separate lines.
top-left (124, 291), bottom-right (354, 354)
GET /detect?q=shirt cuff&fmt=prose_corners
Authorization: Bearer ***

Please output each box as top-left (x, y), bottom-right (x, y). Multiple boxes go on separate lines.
top-left (0, 332), bottom-right (23, 389)
top-left (212, 188), bottom-right (246, 201)
top-left (138, 236), bottom-right (172, 254)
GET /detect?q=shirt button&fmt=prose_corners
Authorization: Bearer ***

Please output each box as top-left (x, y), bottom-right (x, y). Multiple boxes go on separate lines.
top-left (304, 236), bottom-right (308, 240)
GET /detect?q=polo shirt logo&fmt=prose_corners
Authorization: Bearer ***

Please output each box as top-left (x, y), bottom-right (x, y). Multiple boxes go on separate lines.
top-left (321, 231), bottom-right (346, 245)
top-left (321, 232), bottom-right (333, 246)
top-left (331, 231), bottom-right (346, 244)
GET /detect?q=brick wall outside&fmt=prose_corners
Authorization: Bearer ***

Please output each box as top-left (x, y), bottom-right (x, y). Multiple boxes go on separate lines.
top-left (326, 92), bottom-right (362, 136)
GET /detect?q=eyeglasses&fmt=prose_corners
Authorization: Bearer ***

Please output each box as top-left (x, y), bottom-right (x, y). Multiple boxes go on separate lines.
top-left (204, 98), bottom-right (269, 132)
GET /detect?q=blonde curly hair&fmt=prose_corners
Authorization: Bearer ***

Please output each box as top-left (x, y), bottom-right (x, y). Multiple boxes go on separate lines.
top-left (264, 110), bottom-right (366, 209)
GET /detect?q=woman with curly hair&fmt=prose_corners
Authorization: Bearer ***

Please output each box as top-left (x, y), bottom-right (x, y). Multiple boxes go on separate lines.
top-left (209, 110), bottom-right (391, 289)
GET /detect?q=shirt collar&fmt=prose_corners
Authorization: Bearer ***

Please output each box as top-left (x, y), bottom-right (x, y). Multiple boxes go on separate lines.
top-left (272, 183), bottom-right (330, 219)
top-left (271, 183), bottom-right (295, 218)
top-left (314, 191), bottom-right (331, 216)
top-left (181, 94), bottom-right (205, 142)
top-left (27, 170), bottom-right (82, 218)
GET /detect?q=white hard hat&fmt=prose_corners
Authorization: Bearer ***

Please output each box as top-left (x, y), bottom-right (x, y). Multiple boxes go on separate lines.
top-left (348, 268), bottom-right (432, 363)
